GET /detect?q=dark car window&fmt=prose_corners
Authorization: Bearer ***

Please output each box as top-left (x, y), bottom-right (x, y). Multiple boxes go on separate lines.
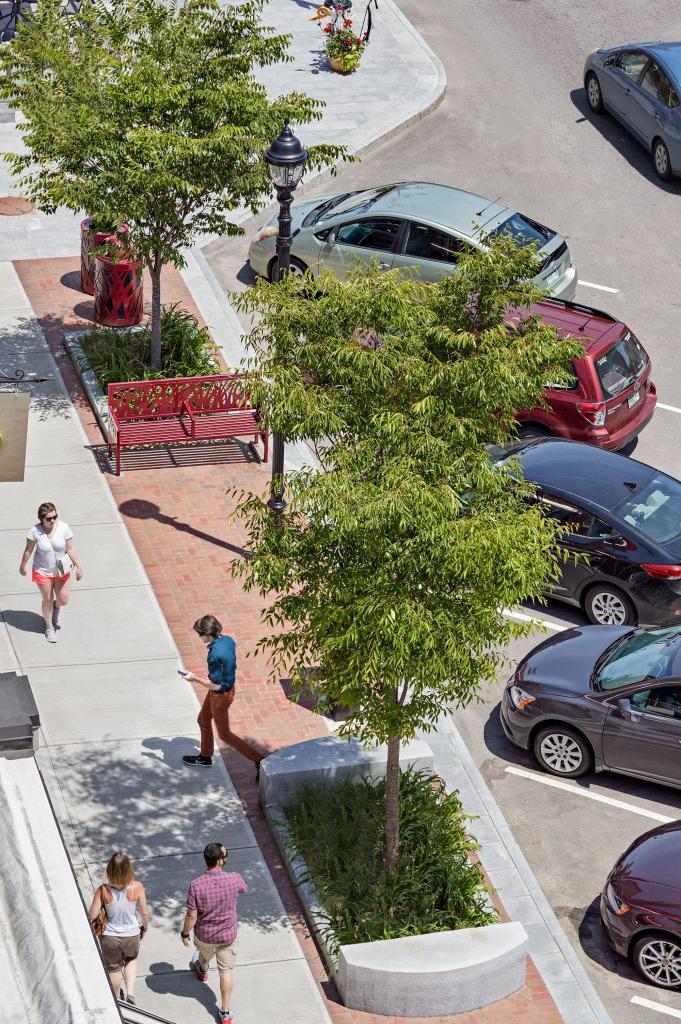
top-left (598, 627), bottom-right (681, 690)
top-left (595, 331), bottom-right (648, 398)
top-left (614, 51), bottom-right (649, 80)
top-left (614, 474), bottom-right (681, 544)
top-left (488, 212), bottom-right (556, 248)
top-left (630, 685), bottom-right (681, 719)
top-left (539, 495), bottom-right (594, 534)
top-left (335, 218), bottom-right (402, 252)
top-left (402, 222), bottom-right (463, 264)
top-left (639, 62), bottom-right (680, 108)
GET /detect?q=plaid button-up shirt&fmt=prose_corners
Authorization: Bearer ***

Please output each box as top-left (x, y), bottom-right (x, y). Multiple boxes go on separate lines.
top-left (187, 868), bottom-right (248, 945)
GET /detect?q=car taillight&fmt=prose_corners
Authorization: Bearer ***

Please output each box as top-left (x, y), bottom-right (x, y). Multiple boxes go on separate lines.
top-left (576, 401), bottom-right (606, 427)
top-left (641, 563), bottom-right (681, 579)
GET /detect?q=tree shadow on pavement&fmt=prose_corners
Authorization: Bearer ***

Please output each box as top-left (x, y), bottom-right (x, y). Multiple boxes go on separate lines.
top-left (0, 314), bottom-right (74, 422)
top-left (118, 498), bottom-right (249, 558)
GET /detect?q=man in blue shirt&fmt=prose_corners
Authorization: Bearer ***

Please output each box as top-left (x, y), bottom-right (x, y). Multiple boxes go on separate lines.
top-left (182, 614), bottom-right (263, 779)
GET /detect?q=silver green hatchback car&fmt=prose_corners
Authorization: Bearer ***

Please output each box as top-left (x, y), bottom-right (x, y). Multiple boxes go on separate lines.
top-left (248, 181), bottom-right (577, 298)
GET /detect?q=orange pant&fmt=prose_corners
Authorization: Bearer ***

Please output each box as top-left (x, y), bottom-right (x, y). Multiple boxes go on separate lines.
top-left (198, 688), bottom-right (261, 763)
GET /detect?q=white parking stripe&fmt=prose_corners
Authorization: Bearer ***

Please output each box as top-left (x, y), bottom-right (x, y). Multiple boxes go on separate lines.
top-left (577, 280), bottom-right (620, 293)
top-left (502, 608), bottom-right (566, 632)
top-left (657, 402), bottom-right (681, 416)
top-left (505, 765), bottom-right (675, 823)
top-left (631, 997), bottom-right (681, 1019)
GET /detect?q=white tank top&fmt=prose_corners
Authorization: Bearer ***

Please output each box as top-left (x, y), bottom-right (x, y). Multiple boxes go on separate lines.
top-left (103, 884), bottom-right (140, 937)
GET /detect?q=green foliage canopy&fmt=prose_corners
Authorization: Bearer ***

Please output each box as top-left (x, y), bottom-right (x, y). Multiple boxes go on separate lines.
top-left (234, 239), bottom-right (582, 742)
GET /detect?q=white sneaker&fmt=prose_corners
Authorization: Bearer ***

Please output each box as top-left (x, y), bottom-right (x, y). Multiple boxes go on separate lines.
top-left (45, 628), bottom-right (57, 643)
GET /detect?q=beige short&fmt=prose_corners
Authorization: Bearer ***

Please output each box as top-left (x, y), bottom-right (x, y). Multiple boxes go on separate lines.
top-left (194, 936), bottom-right (237, 972)
top-left (100, 933), bottom-right (140, 972)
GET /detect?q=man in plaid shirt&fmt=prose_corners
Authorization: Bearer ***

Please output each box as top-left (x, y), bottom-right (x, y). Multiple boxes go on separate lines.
top-left (181, 843), bottom-right (248, 1024)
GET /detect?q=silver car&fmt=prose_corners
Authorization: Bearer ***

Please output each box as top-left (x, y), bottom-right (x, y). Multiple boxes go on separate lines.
top-left (248, 181), bottom-right (577, 298)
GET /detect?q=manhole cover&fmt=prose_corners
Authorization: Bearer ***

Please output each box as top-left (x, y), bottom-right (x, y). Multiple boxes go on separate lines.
top-left (0, 196), bottom-right (35, 216)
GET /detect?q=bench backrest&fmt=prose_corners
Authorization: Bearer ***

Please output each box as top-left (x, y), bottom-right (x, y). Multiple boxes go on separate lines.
top-left (107, 374), bottom-right (254, 422)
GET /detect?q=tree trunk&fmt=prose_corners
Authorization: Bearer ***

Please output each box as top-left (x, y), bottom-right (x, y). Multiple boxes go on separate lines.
top-left (149, 255), bottom-right (162, 370)
top-left (384, 732), bottom-right (401, 874)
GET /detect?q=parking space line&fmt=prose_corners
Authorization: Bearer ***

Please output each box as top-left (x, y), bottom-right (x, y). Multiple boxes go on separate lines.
top-left (505, 765), bottom-right (675, 823)
top-left (631, 996), bottom-right (681, 1019)
top-left (502, 608), bottom-right (565, 632)
top-left (658, 402), bottom-right (681, 416)
top-left (577, 280), bottom-right (619, 293)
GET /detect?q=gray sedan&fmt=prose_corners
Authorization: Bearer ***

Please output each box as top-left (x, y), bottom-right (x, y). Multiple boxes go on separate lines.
top-left (501, 623), bottom-right (681, 786)
top-left (248, 181), bottom-right (577, 298)
top-left (584, 42), bottom-right (681, 180)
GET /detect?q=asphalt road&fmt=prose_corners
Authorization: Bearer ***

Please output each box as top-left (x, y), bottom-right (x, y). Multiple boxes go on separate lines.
top-left (206, 2), bottom-right (681, 1021)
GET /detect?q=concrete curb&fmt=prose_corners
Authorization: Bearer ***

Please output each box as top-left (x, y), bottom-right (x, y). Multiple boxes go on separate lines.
top-left (435, 712), bottom-right (615, 1024)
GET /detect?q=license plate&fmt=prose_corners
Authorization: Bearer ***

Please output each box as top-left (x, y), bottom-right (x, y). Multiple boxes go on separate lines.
top-left (628, 389), bottom-right (640, 408)
top-left (546, 269), bottom-right (561, 286)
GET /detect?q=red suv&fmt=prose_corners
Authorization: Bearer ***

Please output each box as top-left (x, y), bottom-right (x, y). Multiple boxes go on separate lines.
top-left (510, 298), bottom-right (656, 450)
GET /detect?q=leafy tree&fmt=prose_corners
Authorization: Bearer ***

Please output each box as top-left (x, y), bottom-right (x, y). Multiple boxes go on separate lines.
top-left (0, 0), bottom-right (345, 367)
top-left (233, 239), bottom-right (582, 874)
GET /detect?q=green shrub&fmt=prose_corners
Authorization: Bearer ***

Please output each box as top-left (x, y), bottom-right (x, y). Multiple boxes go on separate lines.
top-left (283, 768), bottom-right (496, 954)
top-left (80, 304), bottom-right (220, 385)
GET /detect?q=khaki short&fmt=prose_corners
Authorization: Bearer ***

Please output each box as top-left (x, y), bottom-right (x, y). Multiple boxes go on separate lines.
top-left (194, 936), bottom-right (237, 972)
top-left (100, 933), bottom-right (140, 972)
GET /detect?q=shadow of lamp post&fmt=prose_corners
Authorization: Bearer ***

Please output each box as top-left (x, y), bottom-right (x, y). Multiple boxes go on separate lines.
top-left (263, 123), bottom-right (308, 515)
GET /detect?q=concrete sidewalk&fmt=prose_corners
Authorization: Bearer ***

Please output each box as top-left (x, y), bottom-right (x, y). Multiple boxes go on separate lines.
top-left (0, 260), bottom-right (331, 1024)
top-left (0, 0), bottom-right (445, 261)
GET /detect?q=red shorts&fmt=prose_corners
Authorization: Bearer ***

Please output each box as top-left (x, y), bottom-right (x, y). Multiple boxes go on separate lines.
top-left (32, 569), bottom-right (70, 585)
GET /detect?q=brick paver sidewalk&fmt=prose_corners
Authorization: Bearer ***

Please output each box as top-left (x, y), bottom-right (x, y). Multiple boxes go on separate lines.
top-left (16, 255), bottom-right (563, 1024)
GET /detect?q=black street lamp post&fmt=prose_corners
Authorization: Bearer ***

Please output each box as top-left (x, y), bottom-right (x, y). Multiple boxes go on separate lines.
top-left (263, 123), bottom-right (308, 515)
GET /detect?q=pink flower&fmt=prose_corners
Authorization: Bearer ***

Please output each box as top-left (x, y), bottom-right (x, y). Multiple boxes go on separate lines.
top-left (343, 17), bottom-right (352, 25)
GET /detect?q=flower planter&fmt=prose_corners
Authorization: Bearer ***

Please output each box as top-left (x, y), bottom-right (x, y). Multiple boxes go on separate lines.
top-left (93, 250), bottom-right (143, 328)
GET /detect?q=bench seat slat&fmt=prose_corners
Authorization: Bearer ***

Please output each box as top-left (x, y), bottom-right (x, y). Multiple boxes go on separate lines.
top-left (117, 411), bottom-right (261, 444)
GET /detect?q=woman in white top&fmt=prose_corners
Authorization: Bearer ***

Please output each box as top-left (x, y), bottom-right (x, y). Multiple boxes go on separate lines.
top-left (19, 501), bottom-right (83, 643)
top-left (89, 851), bottom-right (149, 1006)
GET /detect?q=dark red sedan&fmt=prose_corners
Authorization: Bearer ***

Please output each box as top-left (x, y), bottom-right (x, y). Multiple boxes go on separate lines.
top-left (602, 821), bottom-right (681, 987)
top-left (509, 298), bottom-right (657, 450)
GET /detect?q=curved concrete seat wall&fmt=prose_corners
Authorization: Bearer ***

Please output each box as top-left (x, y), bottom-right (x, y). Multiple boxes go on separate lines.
top-left (259, 734), bottom-right (434, 808)
top-left (336, 922), bottom-right (528, 1016)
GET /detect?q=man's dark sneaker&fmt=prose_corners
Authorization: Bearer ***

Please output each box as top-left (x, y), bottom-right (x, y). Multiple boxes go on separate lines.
top-left (125, 994), bottom-right (136, 1006)
top-left (220, 1012), bottom-right (233, 1024)
top-left (183, 755), bottom-right (212, 767)
top-left (190, 955), bottom-right (208, 982)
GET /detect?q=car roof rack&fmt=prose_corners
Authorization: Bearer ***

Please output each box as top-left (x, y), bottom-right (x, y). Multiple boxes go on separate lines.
top-left (537, 296), bottom-right (617, 323)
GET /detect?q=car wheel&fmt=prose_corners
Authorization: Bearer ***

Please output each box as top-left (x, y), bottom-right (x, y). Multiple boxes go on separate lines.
top-left (533, 725), bottom-right (592, 778)
top-left (633, 935), bottom-right (681, 989)
top-left (584, 584), bottom-right (636, 626)
top-left (585, 73), bottom-right (604, 114)
top-left (268, 255), bottom-right (308, 283)
top-left (653, 138), bottom-right (673, 181)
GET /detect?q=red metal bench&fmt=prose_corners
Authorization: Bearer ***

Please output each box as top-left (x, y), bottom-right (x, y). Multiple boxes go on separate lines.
top-left (107, 374), bottom-right (268, 475)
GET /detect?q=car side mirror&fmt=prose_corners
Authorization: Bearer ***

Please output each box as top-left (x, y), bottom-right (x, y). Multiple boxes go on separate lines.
top-left (616, 697), bottom-right (632, 718)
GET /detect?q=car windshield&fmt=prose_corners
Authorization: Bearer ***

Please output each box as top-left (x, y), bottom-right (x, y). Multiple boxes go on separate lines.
top-left (597, 627), bottom-right (681, 690)
top-left (304, 192), bottom-right (358, 227)
top-left (313, 185), bottom-right (400, 224)
top-left (613, 473), bottom-right (681, 544)
top-left (595, 331), bottom-right (648, 398)
top-left (488, 212), bottom-right (556, 248)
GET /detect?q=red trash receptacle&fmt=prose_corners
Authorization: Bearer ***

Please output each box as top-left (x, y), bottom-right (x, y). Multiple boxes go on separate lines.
top-left (93, 252), bottom-right (144, 328)
top-left (80, 218), bottom-right (112, 295)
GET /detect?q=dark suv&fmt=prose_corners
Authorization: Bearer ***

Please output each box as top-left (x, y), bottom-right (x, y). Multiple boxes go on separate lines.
top-left (509, 298), bottom-right (656, 450)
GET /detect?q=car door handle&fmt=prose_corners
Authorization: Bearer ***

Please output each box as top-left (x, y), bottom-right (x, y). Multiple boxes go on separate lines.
top-left (378, 262), bottom-right (390, 270)
top-left (625, 88), bottom-right (631, 95)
